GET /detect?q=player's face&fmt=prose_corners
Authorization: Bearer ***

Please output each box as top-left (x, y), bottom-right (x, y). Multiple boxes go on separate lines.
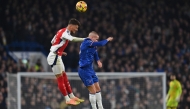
top-left (92, 35), bottom-right (99, 42)
top-left (170, 75), bottom-right (175, 80)
top-left (71, 25), bottom-right (79, 34)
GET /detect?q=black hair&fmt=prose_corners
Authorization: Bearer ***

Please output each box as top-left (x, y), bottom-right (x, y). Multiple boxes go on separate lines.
top-left (170, 72), bottom-right (177, 77)
top-left (68, 18), bottom-right (81, 26)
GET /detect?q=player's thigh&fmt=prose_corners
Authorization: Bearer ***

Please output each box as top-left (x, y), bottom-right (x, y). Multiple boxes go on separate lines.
top-left (91, 72), bottom-right (98, 82)
top-left (87, 84), bottom-right (96, 94)
top-left (94, 82), bottom-right (101, 92)
top-left (47, 52), bottom-right (57, 65)
top-left (47, 53), bottom-right (65, 69)
top-left (52, 64), bottom-right (63, 75)
top-left (58, 58), bottom-right (65, 72)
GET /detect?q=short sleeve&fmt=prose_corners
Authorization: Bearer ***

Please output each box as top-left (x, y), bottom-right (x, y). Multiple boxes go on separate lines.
top-left (60, 30), bottom-right (74, 41)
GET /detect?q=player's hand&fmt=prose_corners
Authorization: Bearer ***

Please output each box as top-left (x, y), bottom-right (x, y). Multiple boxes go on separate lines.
top-left (62, 52), bottom-right (67, 56)
top-left (97, 60), bottom-right (102, 68)
top-left (107, 37), bottom-right (113, 41)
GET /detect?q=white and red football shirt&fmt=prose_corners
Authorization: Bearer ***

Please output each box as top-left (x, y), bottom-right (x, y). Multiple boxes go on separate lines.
top-left (50, 28), bottom-right (74, 56)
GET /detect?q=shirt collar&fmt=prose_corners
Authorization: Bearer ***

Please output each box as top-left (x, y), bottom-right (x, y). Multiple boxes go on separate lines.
top-left (66, 28), bottom-right (70, 34)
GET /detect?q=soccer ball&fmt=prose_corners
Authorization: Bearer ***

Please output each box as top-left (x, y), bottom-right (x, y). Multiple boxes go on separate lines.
top-left (76, 1), bottom-right (87, 12)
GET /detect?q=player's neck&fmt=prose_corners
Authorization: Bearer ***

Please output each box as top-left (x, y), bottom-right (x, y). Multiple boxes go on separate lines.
top-left (66, 25), bottom-right (72, 32)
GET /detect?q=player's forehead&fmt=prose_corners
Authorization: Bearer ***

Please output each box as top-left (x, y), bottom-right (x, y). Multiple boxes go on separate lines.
top-left (89, 33), bottom-right (99, 38)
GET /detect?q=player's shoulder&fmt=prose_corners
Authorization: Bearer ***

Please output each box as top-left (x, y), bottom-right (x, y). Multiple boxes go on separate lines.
top-left (84, 38), bottom-right (92, 42)
top-left (84, 38), bottom-right (91, 40)
top-left (176, 80), bottom-right (181, 84)
top-left (57, 28), bottom-right (67, 33)
top-left (169, 81), bottom-right (173, 85)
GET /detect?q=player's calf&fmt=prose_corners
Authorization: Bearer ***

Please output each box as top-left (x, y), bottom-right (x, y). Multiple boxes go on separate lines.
top-left (89, 93), bottom-right (97, 109)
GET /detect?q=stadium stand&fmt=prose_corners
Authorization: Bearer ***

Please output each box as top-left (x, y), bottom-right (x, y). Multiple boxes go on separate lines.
top-left (0, 0), bottom-right (190, 109)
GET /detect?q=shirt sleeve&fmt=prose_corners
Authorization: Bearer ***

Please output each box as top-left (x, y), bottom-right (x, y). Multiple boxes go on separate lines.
top-left (60, 31), bottom-right (74, 41)
top-left (51, 35), bottom-right (56, 44)
top-left (94, 50), bottom-right (100, 61)
top-left (168, 81), bottom-right (173, 96)
top-left (87, 39), bottom-right (108, 47)
top-left (177, 82), bottom-right (182, 97)
top-left (72, 37), bottom-right (85, 42)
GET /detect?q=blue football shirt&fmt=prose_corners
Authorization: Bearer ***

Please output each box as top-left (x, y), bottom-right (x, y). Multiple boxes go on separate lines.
top-left (79, 38), bottom-right (108, 68)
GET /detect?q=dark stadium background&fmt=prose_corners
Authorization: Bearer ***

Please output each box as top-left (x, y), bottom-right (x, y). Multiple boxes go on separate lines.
top-left (0, 0), bottom-right (190, 109)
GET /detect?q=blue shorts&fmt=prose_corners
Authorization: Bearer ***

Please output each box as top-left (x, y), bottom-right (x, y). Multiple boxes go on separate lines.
top-left (78, 67), bottom-right (98, 87)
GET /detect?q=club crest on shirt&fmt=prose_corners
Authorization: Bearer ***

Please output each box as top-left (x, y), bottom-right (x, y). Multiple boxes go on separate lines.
top-left (86, 79), bottom-right (92, 84)
top-left (66, 30), bottom-right (70, 35)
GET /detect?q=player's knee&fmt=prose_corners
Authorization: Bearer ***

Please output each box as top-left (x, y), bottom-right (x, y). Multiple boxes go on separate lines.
top-left (55, 74), bottom-right (62, 78)
top-left (95, 85), bottom-right (101, 91)
top-left (96, 88), bottom-right (101, 92)
top-left (89, 90), bottom-right (96, 94)
top-left (94, 82), bottom-right (101, 91)
top-left (87, 85), bottom-right (96, 94)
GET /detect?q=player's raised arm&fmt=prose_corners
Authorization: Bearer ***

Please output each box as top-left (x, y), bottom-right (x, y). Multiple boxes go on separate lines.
top-left (61, 32), bottom-right (85, 42)
top-left (87, 31), bottom-right (113, 46)
top-left (91, 37), bottom-right (113, 46)
top-left (60, 30), bottom-right (85, 42)
top-left (72, 36), bottom-right (85, 42)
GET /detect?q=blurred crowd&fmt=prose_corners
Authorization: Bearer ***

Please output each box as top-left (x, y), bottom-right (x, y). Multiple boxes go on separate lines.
top-left (0, 0), bottom-right (190, 109)
top-left (7, 76), bottom-right (163, 109)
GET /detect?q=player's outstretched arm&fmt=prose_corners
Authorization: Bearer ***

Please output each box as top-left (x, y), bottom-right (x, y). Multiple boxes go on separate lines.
top-left (60, 31), bottom-right (85, 42)
top-left (72, 37), bottom-right (85, 42)
top-left (91, 37), bottom-right (113, 46)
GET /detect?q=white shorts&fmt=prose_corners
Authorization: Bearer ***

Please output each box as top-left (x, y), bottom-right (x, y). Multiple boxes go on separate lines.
top-left (47, 52), bottom-right (65, 75)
